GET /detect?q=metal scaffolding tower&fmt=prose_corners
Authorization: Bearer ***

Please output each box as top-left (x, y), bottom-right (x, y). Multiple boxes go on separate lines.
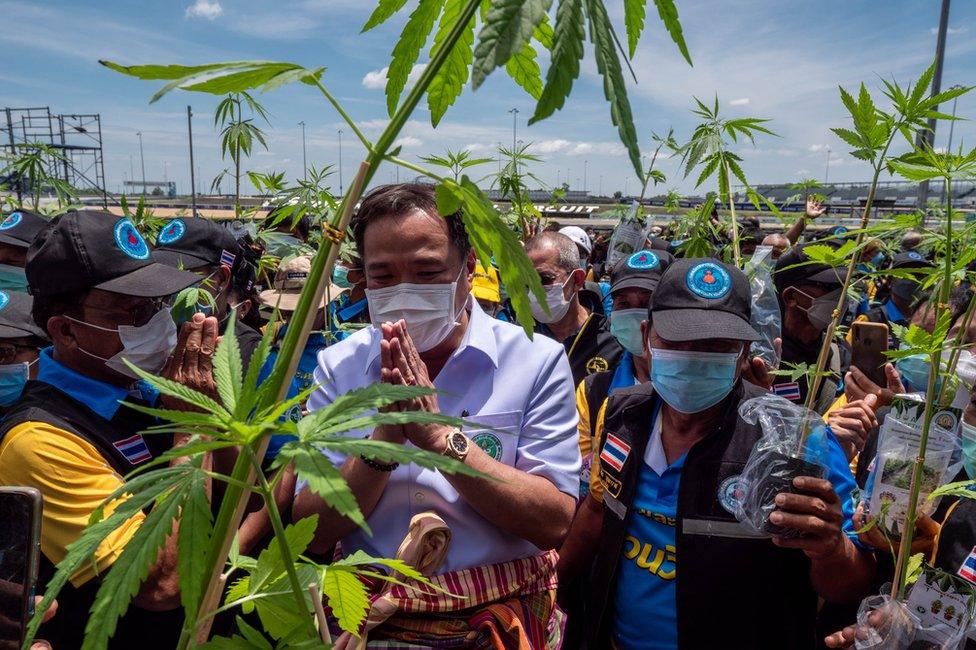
top-left (1, 106), bottom-right (108, 207)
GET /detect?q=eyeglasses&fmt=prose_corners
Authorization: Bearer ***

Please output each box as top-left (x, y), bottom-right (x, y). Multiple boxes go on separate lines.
top-left (0, 342), bottom-right (37, 365)
top-left (84, 297), bottom-right (166, 327)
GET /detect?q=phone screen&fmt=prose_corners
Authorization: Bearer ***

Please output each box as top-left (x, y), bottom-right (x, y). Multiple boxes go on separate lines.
top-left (0, 490), bottom-right (40, 647)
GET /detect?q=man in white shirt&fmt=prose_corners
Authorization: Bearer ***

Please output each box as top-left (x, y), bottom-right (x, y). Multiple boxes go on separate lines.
top-left (293, 183), bottom-right (580, 574)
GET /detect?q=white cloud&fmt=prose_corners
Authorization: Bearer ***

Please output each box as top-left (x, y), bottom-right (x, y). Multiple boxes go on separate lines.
top-left (533, 139), bottom-right (572, 154)
top-left (394, 136), bottom-right (423, 149)
top-left (362, 64), bottom-right (427, 90)
top-left (931, 26), bottom-right (969, 35)
top-left (729, 97), bottom-right (750, 106)
top-left (809, 144), bottom-right (828, 152)
top-left (186, 0), bottom-right (223, 20)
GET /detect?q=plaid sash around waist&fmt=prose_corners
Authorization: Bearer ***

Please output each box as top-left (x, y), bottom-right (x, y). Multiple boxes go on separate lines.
top-left (333, 549), bottom-right (563, 649)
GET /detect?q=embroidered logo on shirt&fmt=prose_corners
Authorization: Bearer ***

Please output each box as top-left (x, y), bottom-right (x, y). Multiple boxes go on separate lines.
top-left (718, 474), bottom-right (745, 515)
top-left (600, 434), bottom-right (631, 472)
top-left (0, 212), bottom-right (22, 230)
top-left (157, 218), bottom-right (186, 245)
top-left (586, 356), bottom-right (609, 373)
top-left (113, 434), bottom-right (152, 465)
top-left (0, 291), bottom-right (9, 311)
top-left (473, 432), bottom-right (502, 461)
top-left (958, 546), bottom-right (976, 584)
top-left (772, 381), bottom-right (801, 402)
top-left (220, 249), bottom-right (237, 267)
top-left (113, 219), bottom-right (150, 260)
top-left (685, 262), bottom-right (731, 300)
top-left (286, 404), bottom-right (303, 423)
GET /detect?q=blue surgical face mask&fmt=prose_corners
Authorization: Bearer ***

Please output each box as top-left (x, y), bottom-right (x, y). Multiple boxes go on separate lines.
top-left (0, 264), bottom-right (28, 293)
top-left (961, 422), bottom-right (976, 480)
top-left (610, 309), bottom-right (646, 356)
top-left (650, 347), bottom-right (741, 414)
top-left (0, 360), bottom-right (32, 407)
top-left (895, 354), bottom-right (943, 395)
top-left (332, 265), bottom-right (354, 290)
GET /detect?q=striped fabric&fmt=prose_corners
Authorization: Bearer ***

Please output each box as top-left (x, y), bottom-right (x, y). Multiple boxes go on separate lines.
top-left (332, 550), bottom-right (563, 649)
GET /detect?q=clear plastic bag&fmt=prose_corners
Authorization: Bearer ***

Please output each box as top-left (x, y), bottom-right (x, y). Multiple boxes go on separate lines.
top-left (744, 245), bottom-right (782, 370)
top-left (861, 395), bottom-right (961, 537)
top-left (853, 594), bottom-right (918, 649)
top-left (606, 201), bottom-right (646, 268)
top-left (734, 394), bottom-right (831, 537)
top-left (852, 581), bottom-right (973, 650)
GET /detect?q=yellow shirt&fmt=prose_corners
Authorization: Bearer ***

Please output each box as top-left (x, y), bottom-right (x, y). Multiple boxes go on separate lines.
top-left (0, 422), bottom-right (144, 586)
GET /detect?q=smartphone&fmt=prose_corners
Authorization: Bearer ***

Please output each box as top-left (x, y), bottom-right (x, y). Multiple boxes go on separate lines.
top-left (0, 487), bottom-right (42, 648)
top-left (851, 321), bottom-right (890, 387)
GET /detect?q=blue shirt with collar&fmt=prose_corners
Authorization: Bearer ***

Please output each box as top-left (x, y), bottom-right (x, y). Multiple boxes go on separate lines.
top-left (35, 347), bottom-right (158, 419)
top-left (883, 298), bottom-right (907, 325)
top-left (612, 398), bottom-right (863, 649)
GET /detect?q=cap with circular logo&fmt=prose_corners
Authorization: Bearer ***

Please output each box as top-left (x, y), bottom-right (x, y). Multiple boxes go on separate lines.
top-left (610, 249), bottom-right (674, 295)
top-left (650, 257), bottom-right (759, 342)
top-left (890, 250), bottom-right (932, 270)
top-left (26, 210), bottom-right (199, 298)
top-left (153, 216), bottom-right (240, 269)
top-left (0, 209), bottom-right (51, 249)
top-left (0, 290), bottom-right (48, 340)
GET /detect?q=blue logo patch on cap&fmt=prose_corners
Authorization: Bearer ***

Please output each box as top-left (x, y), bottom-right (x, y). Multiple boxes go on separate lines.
top-left (0, 212), bottom-right (22, 231)
top-left (907, 251), bottom-right (923, 261)
top-left (832, 226), bottom-right (848, 235)
top-left (157, 218), bottom-right (186, 245)
top-left (0, 291), bottom-right (9, 311)
top-left (113, 219), bottom-right (150, 260)
top-left (686, 261), bottom-right (731, 300)
top-left (627, 250), bottom-right (660, 270)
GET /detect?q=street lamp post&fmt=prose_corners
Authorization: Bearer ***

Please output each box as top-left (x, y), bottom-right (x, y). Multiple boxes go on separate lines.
top-left (940, 84), bottom-right (964, 206)
top-left (916, 0), bottom-right (952, 211)
top-left (508, 107), bottom-right (519, 152)
top-left (825, 146), bottom-right (831, 185)
top-left (136, 131), bottom-right (146, 196)
top-left (187, 105), bottom-right (197, 215)
top-left (337, 129), bottom-right (344, 192)
top-left (583, 160), bottom-right (588, 194)
top-left (298, 121), bottom-right (307, 181)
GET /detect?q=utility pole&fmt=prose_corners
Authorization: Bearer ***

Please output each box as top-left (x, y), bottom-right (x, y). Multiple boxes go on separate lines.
top-left (825, 146), bottom-right (830, 184)
top-left (599, 175), bottom-right (603, 196)
top-left (497, 141), bottom-right (502, 174)
top-left (583, 159), bottom-right (588, 194)
top-left (136, 131), bottom-right (146, 196)
top-left (298, 121), bottom-right (307, 181)
top-left (916, 0), bottom-right (951, 212)
top-left (337, 129), bottom-right (344, 192)
top-left (128, 154), bottom-right (134, 192)
top-left (508, 108), bottom-right (519, 152)
top-left (187, 106), bottom-right (197, 215)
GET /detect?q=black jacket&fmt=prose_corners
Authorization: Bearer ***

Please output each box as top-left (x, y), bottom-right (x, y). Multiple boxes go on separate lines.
top-left (586, 381), bottom-right (822, 649)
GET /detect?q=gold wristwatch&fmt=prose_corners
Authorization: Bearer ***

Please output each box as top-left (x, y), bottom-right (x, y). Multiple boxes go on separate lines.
top-left (443, 428), bottom-right (470, 462)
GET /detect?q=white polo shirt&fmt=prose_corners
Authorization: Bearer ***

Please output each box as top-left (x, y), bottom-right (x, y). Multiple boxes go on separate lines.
top-left (306, 299), bottom-right (581, 573)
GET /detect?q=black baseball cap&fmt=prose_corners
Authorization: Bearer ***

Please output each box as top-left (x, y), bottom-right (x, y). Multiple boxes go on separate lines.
top-left (650, 258), bottom-right (759, 342)
top-left (890, 250), bottom-right (932, 270)
top-left (0, 290), bottom-right (48, 340)
top-left (773, 240), bottom-right (848, 293)
top-left (610, 249), bottom-right (674, 294)
top-left (26, 210), bottom-right (199, 298)
top-left (153, 217), bottom-right (240, 269)
top-left (0, 209), bottom-right (50, 249)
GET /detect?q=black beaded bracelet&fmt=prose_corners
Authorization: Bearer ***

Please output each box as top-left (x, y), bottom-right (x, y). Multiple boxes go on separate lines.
top-left (360, 435), bottom-right (399, 472)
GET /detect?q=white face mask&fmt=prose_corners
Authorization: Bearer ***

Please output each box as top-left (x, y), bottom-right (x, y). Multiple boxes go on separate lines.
top-left (67, 308), bottom-right (178, 379)
top-left (529, 275), bottom-right (573, 324)
top-left (365, 267), bottom-right (465, 353)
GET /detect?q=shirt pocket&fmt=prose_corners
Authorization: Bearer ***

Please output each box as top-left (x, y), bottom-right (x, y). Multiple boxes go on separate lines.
top-left (462, 410), bottom-right (522, 466)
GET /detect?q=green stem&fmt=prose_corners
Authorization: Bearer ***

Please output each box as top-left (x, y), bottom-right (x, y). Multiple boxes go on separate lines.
top-left (890, 350), bottom-right (940, 599)
top-left (800, 134), bottom-right (895, 422)
top-left (246, 450), bottom-right (317, 639)
top-left (181, 1), bottom-right (485, 644)
top-left (722, 161), bottom-right (742, 268)
top-left (310, 79), bottom-right (371, 151)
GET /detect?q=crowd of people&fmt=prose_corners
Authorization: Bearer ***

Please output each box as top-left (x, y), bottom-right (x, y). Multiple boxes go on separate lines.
top-left (0, 183), bottom-right (974, 649)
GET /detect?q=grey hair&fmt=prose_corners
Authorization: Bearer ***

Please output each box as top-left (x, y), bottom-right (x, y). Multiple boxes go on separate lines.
top-left (524, 232), bottom-right (580, 275)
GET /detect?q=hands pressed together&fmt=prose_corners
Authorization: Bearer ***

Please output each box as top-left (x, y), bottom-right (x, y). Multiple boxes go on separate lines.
top-left (378, 319), bottom-right (448, 454)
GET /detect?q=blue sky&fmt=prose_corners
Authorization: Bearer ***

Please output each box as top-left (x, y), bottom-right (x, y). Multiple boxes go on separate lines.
top-left (2, 0), bottom-right (975, 197)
